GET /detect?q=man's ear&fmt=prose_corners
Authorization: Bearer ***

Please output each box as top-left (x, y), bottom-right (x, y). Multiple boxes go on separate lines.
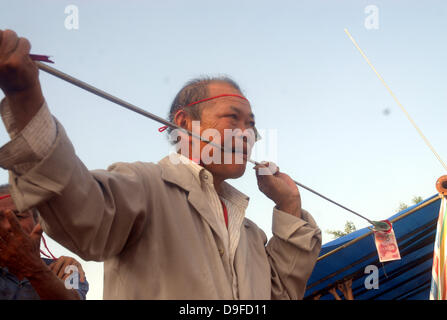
top-left (173, 110), bottom-right (192, 131)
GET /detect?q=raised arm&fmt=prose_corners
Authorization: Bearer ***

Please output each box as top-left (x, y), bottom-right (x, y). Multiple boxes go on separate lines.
top-left (0, 30), bottom-right (44, 132)
top-left (0, 29), bottom-right (153, 261)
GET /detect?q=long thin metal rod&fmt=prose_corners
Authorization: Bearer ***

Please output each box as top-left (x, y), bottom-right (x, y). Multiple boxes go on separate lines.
top-left (35, 61), bottom-right (376, 226)
top-left (293, 180), bottom-right (374, 225)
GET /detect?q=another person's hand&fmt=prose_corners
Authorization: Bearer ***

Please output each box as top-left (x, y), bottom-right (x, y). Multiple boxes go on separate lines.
top-left (49, 256), bottom-right (86, 283)
top-left (328, 287), bottom-right (342, 300)
top-left (313, 293), bottom-right (322, 300)
top-left (0, 29), bottom-right (44, 131)
top-left (254, 162), bottom-right (302, 218)
top-left (337, 278), bottom-right (354, 300)
top-left (0, 210), bottom-right (46, 280)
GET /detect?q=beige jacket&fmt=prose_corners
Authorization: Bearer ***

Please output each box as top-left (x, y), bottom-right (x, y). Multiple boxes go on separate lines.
top-left (6, 120), bottom-right (322, 300)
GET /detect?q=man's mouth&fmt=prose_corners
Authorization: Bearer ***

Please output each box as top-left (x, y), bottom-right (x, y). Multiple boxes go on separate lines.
top-left (230, 148), bottom-right (250, 161)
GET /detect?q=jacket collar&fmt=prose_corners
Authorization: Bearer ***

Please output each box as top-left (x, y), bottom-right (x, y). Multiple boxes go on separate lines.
top-left (159, 154), bottom-right (196, 192)
top-left (158, 154), bottom-right (225, 240)
top-left (158, 154), bottom-right (251, 240)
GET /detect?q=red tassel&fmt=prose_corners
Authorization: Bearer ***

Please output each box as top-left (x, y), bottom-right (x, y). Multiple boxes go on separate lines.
top-left (29, 54), bottom-right (54, 64)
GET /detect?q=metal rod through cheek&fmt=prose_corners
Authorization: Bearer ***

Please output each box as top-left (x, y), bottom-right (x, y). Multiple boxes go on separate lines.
top-left (35, 61), bottom-right (376, 226)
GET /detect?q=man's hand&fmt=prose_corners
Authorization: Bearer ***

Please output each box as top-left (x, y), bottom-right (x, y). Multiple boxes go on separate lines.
top-left (328, 287), bottom-right (342, 300)
top-left (337, 278), bottom-right (354, 300)
top-left (253, 162), bottom-right (302, 218)
top-left (0, 210), bottom-right (46, 280)
top-left (0, 29), bottom-right (44, 131)
top-left (49, 256), bottom-right (86, 283)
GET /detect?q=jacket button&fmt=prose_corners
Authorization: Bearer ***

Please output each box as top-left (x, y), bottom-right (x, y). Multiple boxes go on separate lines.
top-left (218, 248), bottom-right (224, 256)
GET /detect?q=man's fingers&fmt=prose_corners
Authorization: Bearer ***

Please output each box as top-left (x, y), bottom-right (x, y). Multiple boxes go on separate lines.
top-left (17, 37), bottom-right (31, 58)
top-left (57, 263), bottom-right (67, 279)
top-left (253, 162), bottom-right (279, 176)
top-left (31, 223), bottom-right (43, 235)
top-left (76, 262), bottom-right (86, 282)
top-left (50, 258), bottom-right (65, 279)
top-left (4, 210), bottom-right (24, 234)
top-left (30, 223), bottom-right (43, 244)
top-left (0, 29), bottom-right (19, 58)
top-left (53, 257), bottom-right (86, 282)
top-left (79, 270), bottom-right (86, 283)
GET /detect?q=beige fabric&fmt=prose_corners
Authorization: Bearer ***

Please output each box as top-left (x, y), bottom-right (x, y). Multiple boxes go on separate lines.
top-left (0, 102), bottom-right (322, 300)
top-left (177, 154), bottom-right (248, 298)
top-left (0, 100), bottom-right (56, 174)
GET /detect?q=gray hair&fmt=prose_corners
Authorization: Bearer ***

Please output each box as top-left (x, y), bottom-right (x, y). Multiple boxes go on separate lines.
top-left (166, 76), bottom-right (243, 143)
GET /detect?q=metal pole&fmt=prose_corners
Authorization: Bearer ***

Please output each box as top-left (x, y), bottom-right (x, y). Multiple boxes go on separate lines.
top-left (35, 61), bottom-right (379, 227)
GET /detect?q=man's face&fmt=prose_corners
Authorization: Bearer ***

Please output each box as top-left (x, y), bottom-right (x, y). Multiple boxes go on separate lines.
top-left (193, 81), bottom-right (256, 180)
top-left (0, 197), bottom-right (36, 235)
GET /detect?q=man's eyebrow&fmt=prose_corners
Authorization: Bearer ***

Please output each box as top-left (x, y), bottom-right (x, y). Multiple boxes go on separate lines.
top-left (229, 106), bottom-right (255, 120)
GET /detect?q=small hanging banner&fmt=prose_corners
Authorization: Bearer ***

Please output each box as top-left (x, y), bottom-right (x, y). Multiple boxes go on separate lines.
top-left (373, 220), bottom-right (401, 262)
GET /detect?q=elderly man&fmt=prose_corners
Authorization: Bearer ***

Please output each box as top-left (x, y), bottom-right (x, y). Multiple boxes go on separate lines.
top-left (0, 29), bottom-right (321, 299)
top-left (0, 184), bottom-right (89, 300)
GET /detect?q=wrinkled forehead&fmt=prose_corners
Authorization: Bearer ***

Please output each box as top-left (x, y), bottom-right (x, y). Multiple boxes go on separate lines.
top-left (200, 96), bottom-right (255, 126)
top-left (207, 82), bottom-right (252, 107)
top-left (215, 95), bottom-right (253, 112)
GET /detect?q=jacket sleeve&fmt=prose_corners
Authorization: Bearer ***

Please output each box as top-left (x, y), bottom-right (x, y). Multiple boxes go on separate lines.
top-left (266, 208), bottom-right (322, 300)
top-left (2, 118), bottom-right (153, 261)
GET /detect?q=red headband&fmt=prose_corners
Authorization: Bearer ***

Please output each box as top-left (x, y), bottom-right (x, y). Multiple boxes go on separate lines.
top-left (158, 94), bottom-right (249, 132)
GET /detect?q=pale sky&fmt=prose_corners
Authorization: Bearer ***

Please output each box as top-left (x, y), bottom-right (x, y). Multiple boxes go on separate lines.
top-left (1, 0), bottom-right (446, 300)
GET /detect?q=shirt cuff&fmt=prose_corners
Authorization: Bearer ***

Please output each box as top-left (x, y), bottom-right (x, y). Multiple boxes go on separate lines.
top-left (272, 207), bottom-right (312, 241)
top-left (0, 99), bottom-right (56, 174)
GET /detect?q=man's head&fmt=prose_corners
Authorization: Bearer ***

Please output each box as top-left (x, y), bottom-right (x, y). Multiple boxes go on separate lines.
top-left (168, 77), bottom-right (257, 182)
top-left (0, 184), bottom-right (38, 235)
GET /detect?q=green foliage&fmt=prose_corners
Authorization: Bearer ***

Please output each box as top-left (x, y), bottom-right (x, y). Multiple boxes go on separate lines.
top-left (412, 196), bottom-right (423, 204)
top-left (326, 221), bottom-right (357, 239)
top-left (397, 202), bottom-right (409, 212)
top-left (396, 195), bottom-right (424, 213)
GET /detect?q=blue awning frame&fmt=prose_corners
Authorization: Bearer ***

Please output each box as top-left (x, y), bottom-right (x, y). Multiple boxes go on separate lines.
top-left (304, 194), bottom-right (442, 300)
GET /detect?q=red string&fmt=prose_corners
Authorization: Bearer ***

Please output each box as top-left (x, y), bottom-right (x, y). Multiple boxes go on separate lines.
top-left (40, 249), bottom-right (52, 259)
top-left (158, 93), bottom-right (249, 132)
top-left (0, 194), bottom-right (11, 200)
top-left (29, 54), bottom-right (54, 64)
top-left (41, 234), bottom-right (58, 260)
top-left (220, 200), bottom-right (229, 229)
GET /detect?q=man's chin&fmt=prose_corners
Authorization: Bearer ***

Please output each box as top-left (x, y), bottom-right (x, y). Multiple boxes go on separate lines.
top-left (222, 163), bottom-right (247, 179)
top-left (206, 162), bottom-right (247, 180)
